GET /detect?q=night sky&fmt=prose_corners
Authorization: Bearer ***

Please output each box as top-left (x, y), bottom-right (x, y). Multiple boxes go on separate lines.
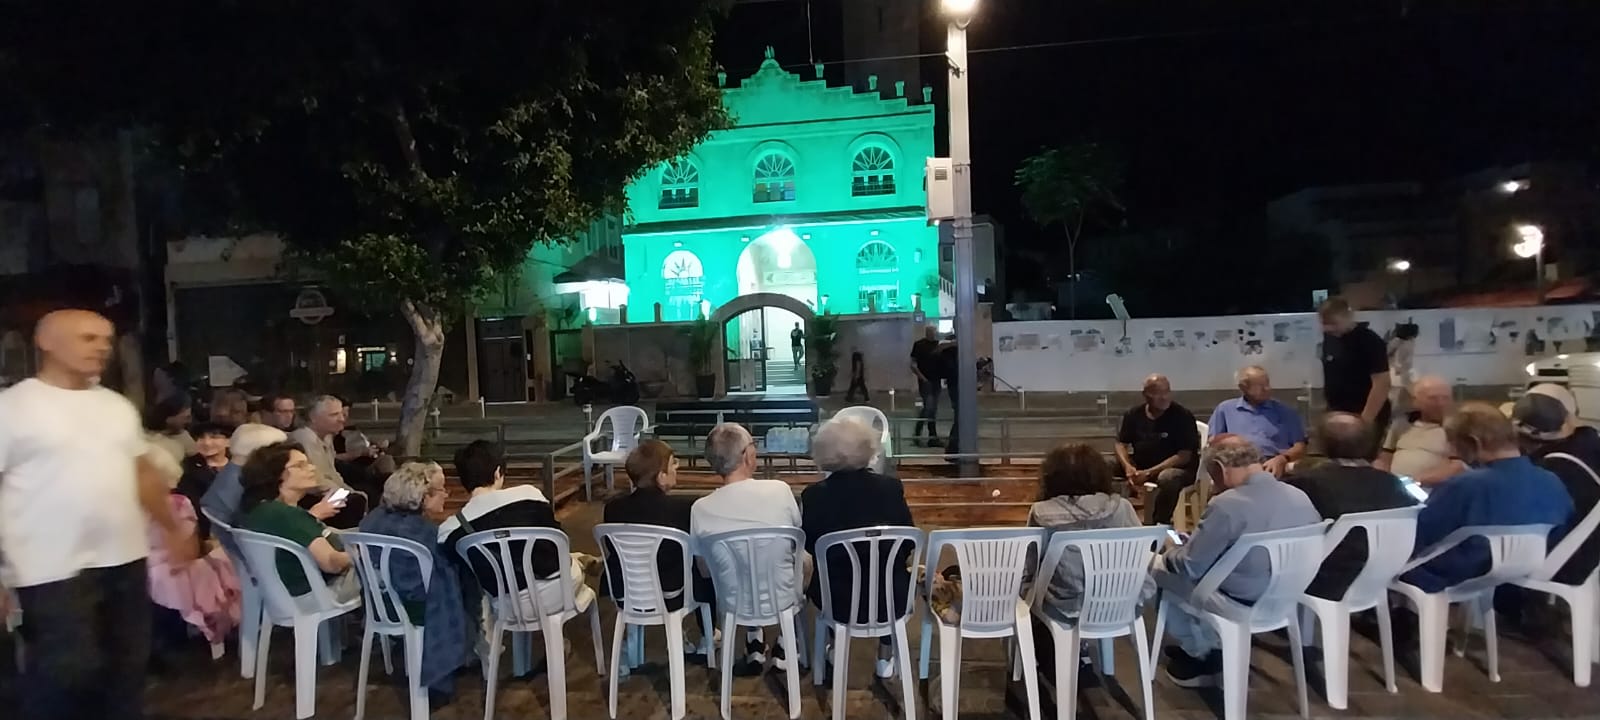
top-left (713, 0), bottom-right (1600, 295)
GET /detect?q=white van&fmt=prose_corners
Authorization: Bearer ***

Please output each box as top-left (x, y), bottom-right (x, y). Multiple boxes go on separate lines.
top-left (1525, 352), bottom-right (1600, 424)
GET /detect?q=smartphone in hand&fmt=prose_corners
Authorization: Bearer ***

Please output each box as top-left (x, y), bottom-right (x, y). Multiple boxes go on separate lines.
top-left (328, 487), bottom-right (351, 507)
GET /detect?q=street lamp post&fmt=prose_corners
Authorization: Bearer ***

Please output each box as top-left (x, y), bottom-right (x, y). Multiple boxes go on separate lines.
top-left (1512, 223), bottom-right (1545, 303)
top-left (942, 0), bottom-right (979, 468)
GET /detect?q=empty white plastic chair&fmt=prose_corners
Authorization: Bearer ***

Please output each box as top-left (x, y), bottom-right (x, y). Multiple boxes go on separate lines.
top-left (1297, 505), bottom-right (1421, 709)
top-left (917, 527), bottom-right (1047, 720)
top-left (1508, 453), bottom-right (1600, 687)
top-left (832, 405), bottom-right (893, 470)
top-left (1389, 523), bottom-right (1553, 693)
top-left (342, 532), bottom-right (433, 720)
top-left (699, 527), bottom-right (808, 720)
top-left (1165, 421), bottom-right (1213, 531)
top-left (233, 528), bottom-right (363, 719)
top-left (1153, 522), bottom-right (1328, 720)
top-left (583, 405), bottom-right (651, 500)
top-left (457, 527), bottom-right (606, 720)
top-left (593, 523), bottom-right (716, 720)
top-left (810, 526), bottom-right (923, 720)
top-left (203, 508), bottom-right (266, 679)
top-left (1028, 526), bottom-right (1167, 720)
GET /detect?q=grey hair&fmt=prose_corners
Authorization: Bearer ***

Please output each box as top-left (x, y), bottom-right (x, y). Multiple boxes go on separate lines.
top-left (1236, 365), bottom-right (1268, 386)
top-left (812, 418), bottom-right (881, 472)
top-left (309, 395), bottom-right (343, 418)
top-left (1202, 438), bottom-right (1262, 469)
top-left (704, 423), bottom-right (753, 477)
top-left (382, 461), bottom-right (443, 511)
top-left (229, 423), bottom-right (289, 464)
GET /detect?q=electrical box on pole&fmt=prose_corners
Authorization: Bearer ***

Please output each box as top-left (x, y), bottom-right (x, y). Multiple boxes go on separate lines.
top-left (925, 157), bottom-right (956, 222)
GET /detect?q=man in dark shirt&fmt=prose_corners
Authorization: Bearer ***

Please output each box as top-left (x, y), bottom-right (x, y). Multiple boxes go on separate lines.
top-left (789, 322), bottom-right (805, 370)
top-left (1114, 374), bottom-right (1200, 524)
top-left (1286, 413), bottom-right (1418, 600)
top-left (1319, 298), bottom-right (1391, 454)
top-left (1513, 385), bottom-right (1600, 585)
top-left (939, 336), bottom-right (962, 456)
top-left (909, 326), bottom-right (943, 446)
top-left (438, 440), bottom-right (564, 597)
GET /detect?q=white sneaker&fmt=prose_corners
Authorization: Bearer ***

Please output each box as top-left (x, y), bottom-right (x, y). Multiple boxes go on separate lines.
top-left (875, 658), bottom-right (895, 679)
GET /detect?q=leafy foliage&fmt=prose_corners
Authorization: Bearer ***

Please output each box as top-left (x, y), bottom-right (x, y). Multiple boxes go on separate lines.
top-left (681, 315), bottom-right (721, 376)
top-left (1014, 142), bottom-right (1125, 238)
top-left (806, 312), bottom-right (840, 382)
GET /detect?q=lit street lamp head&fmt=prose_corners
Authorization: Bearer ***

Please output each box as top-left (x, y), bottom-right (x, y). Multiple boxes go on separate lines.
top-left (1388, 259), bottom-right (1412, 273)
top-left (1512, 223), bottom-right (1544, 259)
top-left (941, 0), bottom-right (979, 20)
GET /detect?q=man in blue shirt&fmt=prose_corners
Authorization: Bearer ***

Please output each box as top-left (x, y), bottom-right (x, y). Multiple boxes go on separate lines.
top-left (1400, 402), bottom-right (1573, 592)
top-left (1206, 366), bottom-right (1307, 477)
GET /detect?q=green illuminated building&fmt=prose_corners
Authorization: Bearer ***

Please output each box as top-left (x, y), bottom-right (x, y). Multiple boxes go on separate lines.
top-left (617, 48), bottom-right (941, 337)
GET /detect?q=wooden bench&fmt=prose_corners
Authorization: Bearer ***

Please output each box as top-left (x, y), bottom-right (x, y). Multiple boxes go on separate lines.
top-left (653, 397), bottom-right (820, 441)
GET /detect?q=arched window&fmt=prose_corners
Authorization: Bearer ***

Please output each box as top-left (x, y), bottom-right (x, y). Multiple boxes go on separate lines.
top-left (658, 160), bottom-right (699, 209)
top-left (752, 153), bottom-right (796, 203)
top-left (851, 146), bottom-right (895, 197)
top-left (661, 250), bottom-right (705, 321)
top-left (855, 240), bottom-right (900, 312)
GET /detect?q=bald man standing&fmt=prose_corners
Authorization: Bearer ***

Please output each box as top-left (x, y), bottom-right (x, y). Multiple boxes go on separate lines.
top-left (0, 309), bottom-right (190, 720)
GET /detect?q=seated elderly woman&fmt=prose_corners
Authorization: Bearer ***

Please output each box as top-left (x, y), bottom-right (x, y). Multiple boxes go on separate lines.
top-left (800, 417), bottom-right (915, 678)
top-left (238, 442), bottom-right (360, 603)
top-left (357, 462), bottom-right (471, 706)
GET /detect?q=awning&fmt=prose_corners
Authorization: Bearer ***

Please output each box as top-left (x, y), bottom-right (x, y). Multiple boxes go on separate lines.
top-left (552, 251), bottom-right (625, 285)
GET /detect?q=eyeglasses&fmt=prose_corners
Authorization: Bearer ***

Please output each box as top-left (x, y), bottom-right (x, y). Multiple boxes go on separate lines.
top-left (288, 460), bottom-right (315, 471)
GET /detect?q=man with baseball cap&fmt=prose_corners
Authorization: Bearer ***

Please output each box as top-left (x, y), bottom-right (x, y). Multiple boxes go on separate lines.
top-left (1512, 384), bottom-right (1600, 587)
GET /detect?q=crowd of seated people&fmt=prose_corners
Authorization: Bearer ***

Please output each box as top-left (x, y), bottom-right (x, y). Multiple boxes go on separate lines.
top-left (69, 372), bottom-right (1599, 718)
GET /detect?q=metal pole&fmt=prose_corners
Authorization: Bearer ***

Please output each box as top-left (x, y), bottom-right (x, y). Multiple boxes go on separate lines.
top-left (1535, 245), bottom-right (1545, 304)
top-left (948, 21), bottom-right (979, 470)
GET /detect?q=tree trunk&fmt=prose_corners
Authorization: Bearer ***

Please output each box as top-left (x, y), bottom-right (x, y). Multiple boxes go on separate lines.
top-left (395, 299), bottom-right (447, 458)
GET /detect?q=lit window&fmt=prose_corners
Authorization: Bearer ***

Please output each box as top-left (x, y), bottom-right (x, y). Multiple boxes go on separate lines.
top-left (855, 240), bottom-right (900, 311)
top-left (753, 153), bottom-right (796, 203)
top-left (851, 146), bottom-right (896, 197)
top-left (658, 160), bottom-right (699, 209)
top-left (661, 250), bottom-right (705, 321)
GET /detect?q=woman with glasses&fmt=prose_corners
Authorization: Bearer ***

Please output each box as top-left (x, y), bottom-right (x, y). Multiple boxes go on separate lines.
top-left (238, 442), bottom-right (360, 603)
top-left (358, 462), bottom-right (472, 708)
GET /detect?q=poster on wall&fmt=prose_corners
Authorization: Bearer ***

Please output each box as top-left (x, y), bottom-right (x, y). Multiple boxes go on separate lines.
top-left (1017, 334), bottom-right (1041, 351)
top-left (998, 335), bottom-right (1015, 353)
top-left (1071, 329), bottom-right (1103, 352)
top-left (1438, 318), bottom-right (1460, 351)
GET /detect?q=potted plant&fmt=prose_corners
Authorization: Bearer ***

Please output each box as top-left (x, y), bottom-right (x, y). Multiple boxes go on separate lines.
top-left (681, 315), bottom-right (720, 398)
top-left (807, 311), bottom-right (841, 396)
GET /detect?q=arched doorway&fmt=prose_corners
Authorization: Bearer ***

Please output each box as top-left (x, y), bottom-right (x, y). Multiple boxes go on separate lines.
top-left (711, 291), bottom-right (815, 395)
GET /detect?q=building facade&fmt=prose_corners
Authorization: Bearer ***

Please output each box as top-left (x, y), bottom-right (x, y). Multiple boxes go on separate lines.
top-left (619, 49), bottom-right (941, 343)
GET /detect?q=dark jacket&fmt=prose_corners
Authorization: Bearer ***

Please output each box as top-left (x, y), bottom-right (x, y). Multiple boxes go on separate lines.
top-left (1286, 461), bottom-right (1418, 600)
top-left (178, 455), bottom-right (225, 540)
top-left (1531, 426), bottom-right (1600, 585)
top-left (800, 467), bottom-right (916, 623)
top-left (600, 486), bottom-right (698, 606)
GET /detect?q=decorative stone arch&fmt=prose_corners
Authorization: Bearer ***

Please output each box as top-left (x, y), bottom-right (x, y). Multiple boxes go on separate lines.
top-left (709, 292), bottom-right (818, 396)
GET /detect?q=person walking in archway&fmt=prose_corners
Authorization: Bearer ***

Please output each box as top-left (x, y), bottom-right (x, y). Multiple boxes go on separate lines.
top-left (0, 309), bottom-right (193, 720)
top-left (789, 322), bottom-right (805, 370)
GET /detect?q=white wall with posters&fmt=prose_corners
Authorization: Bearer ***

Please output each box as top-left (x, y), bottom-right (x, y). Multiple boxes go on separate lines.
top-left (991, 305), bottom-right (1600, 392)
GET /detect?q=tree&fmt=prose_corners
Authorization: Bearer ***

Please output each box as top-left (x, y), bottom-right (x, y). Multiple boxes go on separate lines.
top-left (1014, 143), bottom-right (1124, 318)
top-left (4, 1), bottom-right (729, 454)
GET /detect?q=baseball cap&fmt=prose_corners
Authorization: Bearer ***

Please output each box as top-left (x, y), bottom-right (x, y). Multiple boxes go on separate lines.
top-left (1511, 383), bottom-right (1577, 441)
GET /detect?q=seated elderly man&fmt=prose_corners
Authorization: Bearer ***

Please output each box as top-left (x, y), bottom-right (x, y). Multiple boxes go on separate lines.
top-left (1206, 366), bottom-right (1306, 477)
top-left (1152, 435), bottom-right (1321, 687)
top-left (691, 422), bottom-right (806, 672)
top-left (1116, 373), bottom-right (1201, 524)
top-left (1377, 376), bottom-right (1465, 487)
top-left (1286, 413), bottom-right (1418, 601)
top-left (1399, 402), bottom-right (1573, 593)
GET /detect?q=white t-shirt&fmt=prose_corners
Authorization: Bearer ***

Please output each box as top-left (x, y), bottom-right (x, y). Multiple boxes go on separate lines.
top-left (0, 379), bottom-right (149, 587)
top-left (691, 478), bottom-right (805, 612)
top-left (1384, 415), bottom-right (1452, 480)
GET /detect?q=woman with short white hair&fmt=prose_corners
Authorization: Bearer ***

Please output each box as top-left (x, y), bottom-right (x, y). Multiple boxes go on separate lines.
top-left (358, 462), bottom-right (471, 706)
top-left (800, 417), bottom-right (915, 678)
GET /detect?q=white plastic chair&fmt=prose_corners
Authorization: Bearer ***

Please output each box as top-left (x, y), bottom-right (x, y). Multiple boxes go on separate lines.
top-left (809, 526), bottom-right (923, 720)
top-left (699, 527), bottom-right (808, 720)
top-left (1509, 452), bottom-right (1600, 687)
top-left (917, 527), bottom-right (1047, 720)
top-left (593, 523), bottom-right (716, 720)
top-left (832, 405), bottom-right (893, 470)
top-left (342, 532), bottom-right (433, 720)
top-left (1153, 522), bottom-right (1329, 720)
top-left (1028, 526), bottom-right (1167, 720)
top-left (457, 527), bottom-right (605, 720)
top-left (583, 406), bottom-right (651, 500)
top-left (1297, 506), bottom-right (1421, 709)
top-left (1389, 523), bottom-right (1553, 693)
top-left (233, 528), bottom-right (364, 719)
top-left (203, 508), bottom-right (266, 680)
top-left (1165, 421), bottom-right (1212, 532)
